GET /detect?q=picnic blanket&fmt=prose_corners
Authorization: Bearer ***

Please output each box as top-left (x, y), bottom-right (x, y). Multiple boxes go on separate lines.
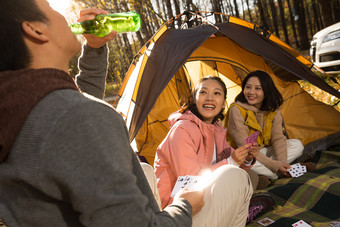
top-left (248, 150), bottom-right (340, 226)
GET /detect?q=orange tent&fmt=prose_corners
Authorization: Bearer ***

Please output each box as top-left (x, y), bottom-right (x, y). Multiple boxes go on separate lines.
top-left (116, 12), bottom-right (340, 165)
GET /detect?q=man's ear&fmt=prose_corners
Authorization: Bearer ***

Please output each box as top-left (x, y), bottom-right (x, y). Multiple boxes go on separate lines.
top-left (22, 21), bottom-right (48, 43)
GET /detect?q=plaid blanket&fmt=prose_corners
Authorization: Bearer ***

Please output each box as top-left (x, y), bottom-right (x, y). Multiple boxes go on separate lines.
top-left (248, 150), bottom-right (340, 226)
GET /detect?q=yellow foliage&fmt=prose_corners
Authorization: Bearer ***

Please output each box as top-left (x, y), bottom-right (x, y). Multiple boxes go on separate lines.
top-left (298, 75), bottom-right (340, 112)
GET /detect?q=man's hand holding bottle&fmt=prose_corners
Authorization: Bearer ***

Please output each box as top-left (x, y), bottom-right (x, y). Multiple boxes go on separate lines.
top-left (77, 9), bottom-right (117, 48)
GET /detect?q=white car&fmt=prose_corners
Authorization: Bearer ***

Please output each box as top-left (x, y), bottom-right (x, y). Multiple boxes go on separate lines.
top-left (310, 22), bottom-right (340, 74)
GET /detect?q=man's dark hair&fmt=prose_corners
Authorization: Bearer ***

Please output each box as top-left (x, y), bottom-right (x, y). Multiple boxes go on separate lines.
top-left (180, 75), bottom-right (227, 124)
top-left (235, 70), bottom-right (283, 111)
top-left (0, 0), bottom-right (47, 71)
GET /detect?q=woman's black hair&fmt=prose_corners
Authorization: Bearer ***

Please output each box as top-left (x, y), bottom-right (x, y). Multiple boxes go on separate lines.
top-left (235, 70), bottom-right (283, 111)
top-left (180, 75), bottom-right (227, 124)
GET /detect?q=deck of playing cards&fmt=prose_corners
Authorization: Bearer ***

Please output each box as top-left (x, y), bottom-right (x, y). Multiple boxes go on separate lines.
top-left (245, 131), bottom-right (260, 145)
top-left (288, 163), bottom-right (307, 178)
top-left (171, 175), bottom-right (201, 197)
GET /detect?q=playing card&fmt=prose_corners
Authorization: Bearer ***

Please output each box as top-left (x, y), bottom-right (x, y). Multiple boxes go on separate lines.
top-left (185, 175), bottom-right (201, 189)
top-left (257, 217), bottom-right (275, 226)
top-left (171, 176), bottom-right (186, 197)
top-left (292, 220), bottom-right (311, 227)
top-left (288, 163), bottom-right (305, 178)
top-left (330, 222), bottom-right (340, 227)
top-left (301, 165), bottom-right (307, 173)
top-left (289, 170), bottom-right (302, 177)
top-left (171, 175), bottom-right (201, 197)
top-left (291, 163), bottom-right (302, 170)
top-left (245, 131), bottom-right (260, 145)
top-left (289, 169), bottom-right (302, 177)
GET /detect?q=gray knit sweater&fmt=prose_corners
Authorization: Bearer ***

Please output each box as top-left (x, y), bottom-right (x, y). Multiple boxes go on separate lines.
top-left (0, 44), bottom-right (192, 226)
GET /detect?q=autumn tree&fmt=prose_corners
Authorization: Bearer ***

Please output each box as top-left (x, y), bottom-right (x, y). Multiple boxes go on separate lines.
top-left (292, 0), bottom-right (309, 50)
top-left (68, 0), bottom-right (339, 91)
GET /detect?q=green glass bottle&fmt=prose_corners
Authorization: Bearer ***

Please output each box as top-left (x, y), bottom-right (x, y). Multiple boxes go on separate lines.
top-left (69, 11), bottom-right (141, 37)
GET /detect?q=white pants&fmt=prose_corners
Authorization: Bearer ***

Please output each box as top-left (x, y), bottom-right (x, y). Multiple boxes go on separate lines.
top-left (193, 165), bottom-right (253, 227)
top-left (140, 162), bottom-right (162, 209)
top-left (142, 163), bottom-right (253, 227)
top-left (251, 139), bottom-right (304, 179)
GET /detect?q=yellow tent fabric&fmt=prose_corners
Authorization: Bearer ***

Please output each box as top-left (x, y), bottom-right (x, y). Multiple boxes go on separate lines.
top-left (135, 35), bottom-right (340, 165)
top-left (116, 13), bottom-right (340, 166)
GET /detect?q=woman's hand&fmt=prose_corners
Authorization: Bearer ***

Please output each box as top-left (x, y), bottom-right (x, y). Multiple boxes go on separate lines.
top-left (278, 161), bottom-right (291, 177)
top-left (231, 144), bottom-right (252, 165)
top-left (77, 9), bottom-right (117, 48)
top-left (245, 143), bottom-right (260, 162)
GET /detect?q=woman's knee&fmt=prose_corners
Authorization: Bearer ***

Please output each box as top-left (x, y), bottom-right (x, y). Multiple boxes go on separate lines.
top-left (211, 165), bottom-right (251, 188)
top-left (287, 139), bottom-right (304, 156)
top-left (288, 139), bottom-right (303, 149)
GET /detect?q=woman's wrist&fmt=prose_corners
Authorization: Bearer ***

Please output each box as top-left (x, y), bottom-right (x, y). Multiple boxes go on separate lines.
top-left (244, 158), bottom-right (253, 166)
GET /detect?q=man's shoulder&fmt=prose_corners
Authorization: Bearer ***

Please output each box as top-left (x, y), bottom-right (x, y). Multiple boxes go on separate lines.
top-left (44, 89), bottom-right (114, 111)
top-left (33, 89), bottom-right (122, 125)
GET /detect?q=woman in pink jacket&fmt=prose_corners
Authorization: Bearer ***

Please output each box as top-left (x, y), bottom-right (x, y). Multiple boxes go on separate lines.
top-left (154, 76), bottom-right (266, 226)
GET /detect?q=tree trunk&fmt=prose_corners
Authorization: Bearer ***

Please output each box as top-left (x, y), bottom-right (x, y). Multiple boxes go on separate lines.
top-left (113, 39), bottom-right (128, 77)
top-left (173, 0), bottom-right (181, 16)
top-left (155, 0), bottom-right (162, 15)
top-left (287, 0), bottom-right (300, 48)
top-left (269, 0), bottom-right (280, 38)
top-left (318, 0), bottom-right (333, 27)
top-left (165, 0), bottom-right (174, 20)
top-left (262, 0), bottom-right (273, 31)
top-left (216, 0), bottom-right (223, 21)
top-left (254, 0), bottom-right (260, 23)
top-left (227, 0), bottom-right (234, 16)
top-left (311, 0), bottom-right (321, 31)
top-left (233, 0), bottom-right (240, 18)
top-left (245, 0), bottom-right (253, 22)
top-left (186, 0), bottom-right (198, 11)
top-left (304, 0), bottom-right (314, 37)
top-left (332, 0), bottom-right (340, 23)
top-left (225, 0), bottom-right (230, 15)
top-left (211, 0), bottom-right (222, 23)
top-left (145, 0), bottom-right (162, 33)
top-left (257, 0), bottom-right (270, 29)
top-left (162, 0), bottom-right (167, 20)
top-left (218, 0), bottom-right (227, 16)
top-left (278, 0), bottom-right (290, 44)
top-left (292, 0), bottom-right (309, 50)
top-left (240, 0), bottom-right (246, 20)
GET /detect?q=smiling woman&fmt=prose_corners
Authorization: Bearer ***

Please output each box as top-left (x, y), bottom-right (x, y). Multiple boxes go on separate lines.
top-left (47, 0), bottom-right (71, 16)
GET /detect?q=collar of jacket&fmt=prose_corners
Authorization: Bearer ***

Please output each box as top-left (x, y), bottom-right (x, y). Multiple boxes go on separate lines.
top-left (0, 68), bottom-right (79, 163)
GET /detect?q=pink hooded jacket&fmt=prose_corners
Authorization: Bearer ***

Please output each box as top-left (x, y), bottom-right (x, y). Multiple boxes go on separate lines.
top-left (154, 111), bottom-right (252, 209)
